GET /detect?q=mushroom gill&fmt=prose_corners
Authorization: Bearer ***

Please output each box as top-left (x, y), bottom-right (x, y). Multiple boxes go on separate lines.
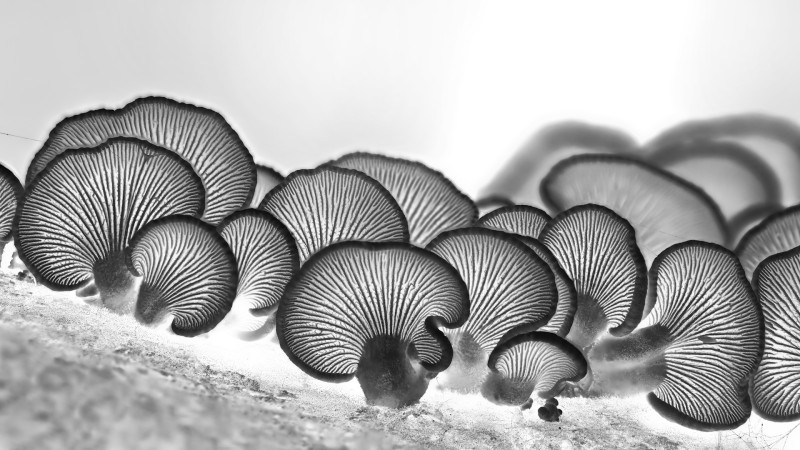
top-left (0, 164), bottom-right (23, 261)
top-left (736, 205), bottom-right (800, 281)
top-left (476, 205), bottom-right (551, 240)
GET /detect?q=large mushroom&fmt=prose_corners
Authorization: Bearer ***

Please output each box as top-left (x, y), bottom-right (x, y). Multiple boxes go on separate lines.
top-left (476, 205), bottom-right (550, 239)
top-left (14, 138), bottom-right (205, 312)
top-left (276, 241), bottom-right (470, 408)
top-left (736, 205), bottom-right (800, 281)
top-left (588, 241), bottom-right (763, 431)
top-left (0, 164), bottom-right (23, 263)
top-left (326, 152), bottom-right (477, 246)
top-left (126, 215), bottom-right (238, 337)
top-left (27, 96), bottom-right (255, 224)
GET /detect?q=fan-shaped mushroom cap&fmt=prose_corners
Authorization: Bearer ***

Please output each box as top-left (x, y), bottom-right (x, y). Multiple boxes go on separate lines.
top-left (276, 242), bottom-right (469, 407)
top-left (647, 113), bottom-right (800, 206)
top-left (475, 196), bottom-right (514, 217)
top-left (539, 205), bottom-right (646, 349)
top-left (728, 203), bottom-right (783, 249)
top-left (14, 138), bottom-right (205, 312)
top-left (476, 205), bottom-right (550, 240)
top-left (482, 331), bottom-right (587, 405)
top-left (736, 205), bottom-right (800, 281)
top-left (0, 164), bottom-right (23, 258)
top-left (28, 96), bottom-right (255, 224)
top-left (326, 152), bottom-right (477, 246)
top-left (126, 215), bottom-right (238, 337)
top-left (751, 247), bottom-right (800, 421)
top-left (481, 121), bottom-right (638, 211)
top-left (248, 165), bottom-right (283, 209)
top-left (589, 242), bottom-right (763, 431)
top-left (215, 209), bottom-right (298, 338)
top-left (426, 228), bottom-right (558, 391)
top-left (542, 154), bottom-right (727, 266)
top-left (259, 166), bottom-right (409, 264)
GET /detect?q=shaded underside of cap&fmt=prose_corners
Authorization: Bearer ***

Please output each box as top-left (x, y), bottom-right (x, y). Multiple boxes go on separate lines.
top-left (126, 215), bottom-right (238, 337)
top-left (539, 205), bottom-right (646, 338)
top-left (0, 164), bottom-right (23, 243)
top-left (646, 241), bottom-right (762, 431)
top-left (751, 247), bottom-right (800, 421)
top-left (542, 154), bottom-right (727, 266)
top-left (14, 138), bottom-right (205, 291)
top-left (426, 228), bottom-right (557, 351)
top-left (28, 96), bottom-right (255, 224)
top-left (259, 166), bottom-right (409, 263)
top-left (327, 152), bottom-right (477, 247)
top-left (475, 196), bottom-right (515, 218)
top-left (476, 205), bottom-right (551, 240)
top-left (736, 205), bottom-right (800, 281)
top-left (248, 165), bottom-right (284, 209)
top-left (276, 242), bottom-right (469, 381)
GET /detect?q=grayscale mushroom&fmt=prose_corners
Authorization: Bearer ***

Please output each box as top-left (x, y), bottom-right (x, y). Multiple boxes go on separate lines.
top-left (0, 164), bottom-right (23, 261)
top-left (276, 242), bottom-right (470, 408)
top-left (481, 331), bottom-right (587, 406)
top-left (542, 154), bottom-right (727, 266)
top-left (126, 215), bottom-right (238, 337)
top-left (14, 138), bottom-right (204, 313)
top-left (728, 202), bottom-right (783, 249)
top-left (215, 209), bottom-right (298, 339)
top-left (475, 196), bottom-right (514, 217)
top-left (539, 205), bottom-right (646, 350)
top-left (426, 228), bottom-right (558, 391)
top-left (750, 246), bottom-right (800, 421)
top-left (481, 121), bottom-right (637, 211)
top-left (27, 96), bottom-right (255, 224)
top-left (476, 205), bottom-right (551, 239)
top-left (248, 165), bottom-right (284, 209)
top-left (259, 166), bottom-right (409, 264)
top-left (326, 152), bottom-right (477, 246)
top-left (588, 241), bottom-right (763, 431)
top-left (736, 205), bottom-right (800, 281)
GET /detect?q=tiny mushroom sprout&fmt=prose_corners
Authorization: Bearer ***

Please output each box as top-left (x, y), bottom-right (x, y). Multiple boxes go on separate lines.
top-left (276, 241), bottom-right (470, 408)
top-left (588, 241), bottom-right (763, 431)
top-left (542, 154), bottom-right (727, 266)
top-left (214, 209), bottom-right (299, 338)
top-left (259, 166), bottom-right (409, 264)
top-left (750, 246), bottom-right (800, 421)
top-left (426, 228), bottom-right (558, 391)
top-left (0, 164), bottom-right (23, 259)
top-left (326, 152), bottom-right (477, 247)
top-left (538, 205), bottom-right (646, 351)
top-left (736, 205), bottom-right (800, 281)
top-left (14, 138), bottom-right (205, 313)
top-left (481, 331), bottom-right (587, 407)
top-left (125, 215), bottom-right (238, 337)
top-left (27, 96), bottom-right (256, 224)
top-left (248, 165), bottom-right (284, 209)
top-left (728, 202), bottom-right (783, 249)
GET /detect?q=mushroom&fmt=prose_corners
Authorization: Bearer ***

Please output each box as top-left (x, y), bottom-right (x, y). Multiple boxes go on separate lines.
top-left (481, 331), bottom-right (587, 407)
top-left (728, 202), bottom-right (783, 248)
top-left (538, 205), bottom-right (646, 350)
top-left (476, 205), bottom-right (551, 239)
top-left (542, 154), bottom-right (727, 266)
top-left (326, 152), bottom-right (477, 246)
top-left (0, 164), bottom-right (23, 266)
top-left (248, 165), bottom-right (284, 209)
top-left (276, 241), bottom-right (469, 408)
top-left (258, 166), bottom-right (409, 264)
top-left (736, 205), bottom-right (800, 281)
top-left (750, 246), bottom-right (800, 421)
top-left (14, 138), bottom-right (204, 313)
top-left (588, 241), bottom-right (763, 431)
top-left (481, 121), bottom-right (637, 211)
top-left (125, 215), bottom-right (238, 337)
top-left (27, 96), bottom-right (255, 224)
top-left (475, 196), bottom-right (514, 217)
top-left (426, 228), bottom-right (558, 391)
top-left (214, 209), bottom-right (298, 339)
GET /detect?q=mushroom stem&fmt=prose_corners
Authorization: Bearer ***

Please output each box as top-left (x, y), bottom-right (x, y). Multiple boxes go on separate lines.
top-left (93, 253), bottom-right (139, 314)
top-left (435, 330), bottom-right (489, 392)
top-left (565, 294), bottom-right (609, 351)
top-left (355, 335), bottom-right (432, 408)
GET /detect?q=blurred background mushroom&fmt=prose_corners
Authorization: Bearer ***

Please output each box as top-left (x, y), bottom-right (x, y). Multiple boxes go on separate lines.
top-left (736, 205), bottom-right (800, 281)
top-left (247, 165), bottom-right (284, 209)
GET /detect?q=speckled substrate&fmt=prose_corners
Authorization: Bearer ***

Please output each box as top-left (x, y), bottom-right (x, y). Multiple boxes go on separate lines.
top-left (0, 270), bottom-right (792, 449)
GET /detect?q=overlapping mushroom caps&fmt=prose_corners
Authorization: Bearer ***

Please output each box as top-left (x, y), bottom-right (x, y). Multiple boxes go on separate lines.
top-left (326, 152), bottom-right (477, 246)
top-left (28, 96), bottom-right (255, 224)
top-left (481, 121), bottom-right (637, 211)
top-left (588, 241), bottom-right (763, 431)
top-left (258, 166), bottom-right (409, 263)
top-left (750, 247), bottom-right (800, 421)
top-left (14, 138), bottom-right (205, 312)
top-left (538, 205), bottom-right (646, 350)
top-left (542, 154), bottom-right (727, 266)
top-left (475, 196), bottom-right (514, 217)
top-left (126, 215), bottom-right (238, 337)
top-left (248, 165), bottom-right (284, 209)
top-left (276, 242), bottom-right (469, 408)
top-left (426, 228), bottom-right (558, 391)
top-left (0, 164), bottom-right (23, 259)
top-left (482, 331), bottom-right (587, 406)
top-left (215, 209), bottom-right (298, 338)
top-left (736, 205), bottom-right (800, 281)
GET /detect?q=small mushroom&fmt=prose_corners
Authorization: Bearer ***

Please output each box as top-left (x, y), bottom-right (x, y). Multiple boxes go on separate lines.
top-left (125, 215), bottom-right (238, 337)
top-left (426, 228), bottom-right (558, 391)
top-left (248, 165), bottom-right (284, 209)
top-left (728, 202), bottom-right (783, 248)
top-left (276, 242), bottom-right (469, 408)
top-left (0, 164), bottom-right (23, 264)
top-left (588, 241), bottom-right (763, 431)
top-left (326, 152), bottom-right (477, 246)
top-left (259, 166), bottom-right (409, 264)
top-left (14, 138), bottom-right (204, 313)
top-left (736, 205), bottom-right (800, 281)
top-left (476, 205), bottom-right (551, 239)
top-left (475, 196), bottom-right (515, 217)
